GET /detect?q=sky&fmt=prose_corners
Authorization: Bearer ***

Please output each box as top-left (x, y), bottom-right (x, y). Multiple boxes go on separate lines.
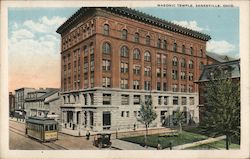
top-left (8, 7), bottom-right (239, 92)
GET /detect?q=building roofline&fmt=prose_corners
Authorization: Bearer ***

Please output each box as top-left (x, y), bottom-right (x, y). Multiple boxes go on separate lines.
top-left (204, 59), bottom-right (240, 69)
top-left (56, 7), bottom-right (211, 41)
top-left (15, 87), bottom-right (35, 91)
top-left (25, 89), bottom-right (60, 102)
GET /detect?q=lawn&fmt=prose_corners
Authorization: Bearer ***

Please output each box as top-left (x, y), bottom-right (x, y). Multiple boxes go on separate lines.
top-left (121, 131), bottom-right (208, 149)
top-left (185, 139), bottom-right (240, 150)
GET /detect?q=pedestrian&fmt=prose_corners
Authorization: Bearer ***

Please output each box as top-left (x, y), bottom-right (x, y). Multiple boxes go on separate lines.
top-left (86, 130), bottom-right (90, 140)
top-left (157, 143), bottom-right (162, 150)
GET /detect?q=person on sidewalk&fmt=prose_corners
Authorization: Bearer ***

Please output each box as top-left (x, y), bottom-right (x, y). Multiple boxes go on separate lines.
top-left (86, 130), bottom-right (90, 140)
top-left (157, 143), bottom-right (162, 150)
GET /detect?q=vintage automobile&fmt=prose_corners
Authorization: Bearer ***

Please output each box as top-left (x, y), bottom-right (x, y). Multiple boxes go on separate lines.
top-left (93, 133), bottom-right (112, 148)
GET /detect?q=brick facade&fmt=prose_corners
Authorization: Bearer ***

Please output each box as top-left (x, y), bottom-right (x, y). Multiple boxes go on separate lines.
top-left (57, 7), bottom-right (210, 132)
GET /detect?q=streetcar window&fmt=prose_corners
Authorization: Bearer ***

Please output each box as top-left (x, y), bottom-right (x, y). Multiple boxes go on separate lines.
top-left (45, 125), bottom-right (48, 131)
top-left (55, 124), bottom-right (57, 130)
top-left (49, 125), bottom-right (53, 131)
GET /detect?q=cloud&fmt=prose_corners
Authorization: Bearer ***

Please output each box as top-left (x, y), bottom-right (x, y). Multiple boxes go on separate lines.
top-left (8, 16), bottom-right (65, 92)
top-left (172, 20), bottom-right (209, 32)
top-left (11, 29), bottom-right (34, 41)
top-left (23, 16), bottom-right (66, 33)
top-left (207, 40), bottom-right (235, 55)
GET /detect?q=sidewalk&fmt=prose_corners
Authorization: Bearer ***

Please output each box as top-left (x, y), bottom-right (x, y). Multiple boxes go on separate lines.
top-left (171, 135), bottom-right (226, 150)
top-left (60, 126), bottom-right (172, 138)
top-left (111, 139), bottom-right (156, 150)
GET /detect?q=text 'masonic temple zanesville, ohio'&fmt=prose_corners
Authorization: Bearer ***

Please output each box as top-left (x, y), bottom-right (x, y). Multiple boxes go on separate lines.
top-left (56, 7), bottom-right (213, 132)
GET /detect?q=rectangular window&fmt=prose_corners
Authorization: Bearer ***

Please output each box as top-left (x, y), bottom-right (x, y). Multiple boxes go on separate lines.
top-left (164, 96), bottom-right (168, 105)
top-left (162, 55), bottom-right (167, 64)
top-left (158, 96), bottom-right (162, 105)
top-left (172, 84), bottom-right (178, 92)
top-left (102, 77), bottom-right (111, 88)
top-left (163, 82), bottom-right (167, 91)
top-left (144, 67), bottom-right (151, 76)
top-left (103, 60), bottom-right (111, 71)
top-left (121, 111), bottom-right (124, 117)
top-left (163, 69), bottom-right (167, 77)
top-left (121, 79), bottom-right (128, 89)
top-left (134, 111), bottom-right (137, 117)
top-left (190, 97), bottom-right (194, 105)
top-left (133, 65), bottom-right (141, 75)
top-left (173, 96), bottom-right (179, 105)
top-left (157, 54), bottom-right (161, 64)
top-left (133, 95), bottom-right (140, 105)
top-left (88, 93), bottom-right (93, 105)
top-left (157, 68), bottom-right (161, 77)
top-left (181, 97), bottom-right (187, 105)
top-left (103, 94), bottom-right (111, 105)
top-left (157, 82), bottom-right (161, 91)
top-left (133, 80), bottom-right (140, 90)
top-left (126, 111), bottom-right (129, 117)
top-left (121, 62), bottom-right (129, 73)
top-left (144, 81), bottom-right (151, 90)
top-left (121, 95), bottom-right (129, 105)
top-left (172, 70), bottom-right (178, 80)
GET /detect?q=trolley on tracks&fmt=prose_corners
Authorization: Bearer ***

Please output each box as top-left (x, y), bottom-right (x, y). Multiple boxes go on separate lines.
top-left (25, 116), bottom-right (58, 142)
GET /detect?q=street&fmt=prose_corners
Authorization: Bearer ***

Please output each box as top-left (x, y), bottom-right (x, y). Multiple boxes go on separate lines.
top-left (9, 120), bottom-right (99, 150)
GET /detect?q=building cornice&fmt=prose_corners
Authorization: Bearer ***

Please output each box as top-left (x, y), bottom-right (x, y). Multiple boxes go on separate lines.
top-left (56, 7), bottom-right (211, 41)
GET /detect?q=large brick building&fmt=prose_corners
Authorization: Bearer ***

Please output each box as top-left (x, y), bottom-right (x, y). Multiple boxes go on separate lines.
top-left (56, 7), bottom-right (211, 132)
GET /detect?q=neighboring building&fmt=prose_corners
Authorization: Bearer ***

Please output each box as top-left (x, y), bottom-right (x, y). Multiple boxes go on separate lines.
top-left (25, 88), bottom-right (61, 122)
top-left (56, 7), bottom-right (211, 132)
top-left (9, 92), bottom-right (15, 116)
top-left (206, 52), bottom-right (236, 65)
top-left (15, 87), bottom-right (36, 118)
top-left (195, 59), bottom-right (240, 122)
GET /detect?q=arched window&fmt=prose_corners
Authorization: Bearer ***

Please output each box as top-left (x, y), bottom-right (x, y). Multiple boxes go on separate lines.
top-left (133, 48), bottom-right (140, 60)
top-left (134, 33), bottom-right (139, 43)
top-left (102, 42), bottom-right (111, 54)
top-left (163, 40), bottom-right (167, 49)
top-left (173, 43), bottom-right (177, 52)
top-left (182, 45), bottom-right (186, 53)
top-left (144, 51), bottom-right (151, 62)
top-left (145, 35), bottom-right (150, 45)
top-left (181, 58), bottom-right (186, 68)
top-left (157, 39), bottom-right (161, 48)
top-left (83, 45), bottom-right (88, 56)
top-left (200, 49), bottom-right (203, 57)
top-left (103, 24), bottom-right (109, 35)
top-left (121, 29), bottom-right (128, 40)
top-left (120, 46), bottom-right (129, 57)
top-left (190, 47), bottom-right (193, 55)
top-left (90, 42), bottom-right (94, 54)
top-left (172, 57), bottom-right (178, 66)
top-left (189, 60), bottom-right (194, 69)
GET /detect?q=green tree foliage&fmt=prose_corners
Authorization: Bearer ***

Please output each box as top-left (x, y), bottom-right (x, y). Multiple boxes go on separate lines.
top-left (173, 107), bottom-right (185, 134)
top-left (137, 96), bottom-right (157, 147)
top-left (200, 66), bottom-right (240, 150)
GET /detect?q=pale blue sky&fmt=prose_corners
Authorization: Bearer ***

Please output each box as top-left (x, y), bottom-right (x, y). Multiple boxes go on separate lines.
top-left (8, 7), bottom-right (239, 92)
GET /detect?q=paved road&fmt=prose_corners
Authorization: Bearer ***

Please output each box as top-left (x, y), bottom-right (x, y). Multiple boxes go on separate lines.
top-left (9, 120), bottom-right (98, 150)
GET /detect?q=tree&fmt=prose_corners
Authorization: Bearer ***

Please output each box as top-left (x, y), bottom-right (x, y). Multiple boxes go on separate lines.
top-left (200, 66), bottom-right (240, 150)
top-left (137, 96), bottom-right (157, 148)
top-left (173, 107), bottom-right (185, 134)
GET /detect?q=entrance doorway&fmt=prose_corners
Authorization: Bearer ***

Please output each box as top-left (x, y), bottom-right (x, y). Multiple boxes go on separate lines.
top-left (103, 111), bottom-right (111, 130)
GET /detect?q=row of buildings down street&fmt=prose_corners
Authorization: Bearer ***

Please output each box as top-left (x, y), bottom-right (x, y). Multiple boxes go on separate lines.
top-left (9, 7), bottom-right (239, 135)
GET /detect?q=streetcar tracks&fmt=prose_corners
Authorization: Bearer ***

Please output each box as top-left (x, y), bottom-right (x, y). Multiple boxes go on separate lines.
top-left (9, 126), bottom-right (68, 150)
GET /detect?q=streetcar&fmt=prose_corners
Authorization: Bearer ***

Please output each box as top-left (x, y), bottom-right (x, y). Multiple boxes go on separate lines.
top-left (25, 116), bottom-right (58, 142)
